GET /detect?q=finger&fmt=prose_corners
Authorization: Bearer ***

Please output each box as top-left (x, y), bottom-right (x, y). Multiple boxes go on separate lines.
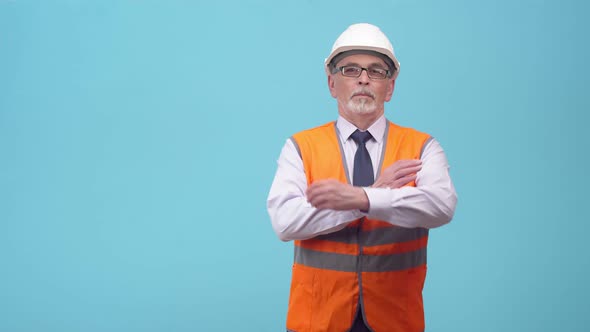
top-left (375, 163), bottom-right (420, 185)
top-left (306, 182), bottom-right (322, 194)
top-left (392, 159), bottom-right (422, 172)
top-left (307, 190), bottom-right (322, 206)
top-left (309, 194), bottom-right (334, 209)
top-left (314, 201), bottom-right (331, 210)
top-left (307, 180), bottom-right (331, 197)
top-left (393, 165), bottom-right (422, 179)
top-left (392, 174), bottom-right (417, 188)
top-left (306, 186), bottom-right (321, 202)
top-left (307, 187), bottom-right (325, 204)
top-left (306, 187), bottom-right (314, 201)
top-left (381, 160), bottom-right (421, 175)
top-left (307, 184), bottom-right (337, 204)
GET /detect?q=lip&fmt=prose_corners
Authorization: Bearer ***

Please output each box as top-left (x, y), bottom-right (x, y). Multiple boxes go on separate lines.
top-left (352, 93), bottom-right (374, 99)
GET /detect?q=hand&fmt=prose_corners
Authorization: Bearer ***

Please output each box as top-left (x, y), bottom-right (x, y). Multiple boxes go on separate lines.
top-left (306, 179), bottom-right (369, 211)
top-left (372, 159), bottom-right (422, 189)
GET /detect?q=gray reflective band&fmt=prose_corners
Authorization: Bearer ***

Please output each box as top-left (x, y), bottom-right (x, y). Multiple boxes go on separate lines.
top-left (313, 225), bottom-right (428, 246)
top-left (420, 136), bottom-right (433, 159)
top-left (294, 246), bottom-right (427, 272)
top-left (363, 247), bottom-right (427, 272)
top-left (313, 225), bottom-right (359, 243)
top-left (375, 121), bottom-right (390, 177)
top-left (334, 123), bottom-right (351, 185)
top-left (362, 227), bottom-right (428, 246)
top-left (295, 247), bottom-right (357, 271)
top-left (289, 136), bottom-right (302, 159)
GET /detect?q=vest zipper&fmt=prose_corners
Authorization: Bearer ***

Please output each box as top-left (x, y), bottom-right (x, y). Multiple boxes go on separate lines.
top-left (356, 217), bottom-right (365, 324)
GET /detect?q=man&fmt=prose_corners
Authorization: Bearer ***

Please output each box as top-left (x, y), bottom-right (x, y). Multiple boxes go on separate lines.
top-left (267, 23), bottom-right (457, 332)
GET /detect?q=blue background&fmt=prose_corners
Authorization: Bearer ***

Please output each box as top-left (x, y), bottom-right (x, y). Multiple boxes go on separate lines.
top-left (1, 0), bottom-right (589, 331)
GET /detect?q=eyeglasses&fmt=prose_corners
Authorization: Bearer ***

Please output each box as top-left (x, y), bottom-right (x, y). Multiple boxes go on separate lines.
top-left (336, 65), bottom-right (391, 80)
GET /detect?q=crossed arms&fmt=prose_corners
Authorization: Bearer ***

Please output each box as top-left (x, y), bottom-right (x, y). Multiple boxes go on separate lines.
top-left (267, 139), bottom-right (457, 241)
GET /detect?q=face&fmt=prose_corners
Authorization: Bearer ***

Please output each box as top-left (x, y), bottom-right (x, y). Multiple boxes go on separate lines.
top-left (327, 53), bottom-right (395, 119)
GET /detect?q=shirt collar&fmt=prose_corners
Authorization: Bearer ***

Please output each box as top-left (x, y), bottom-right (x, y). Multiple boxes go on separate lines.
top-left (336, 115), bottom-right (386, 144)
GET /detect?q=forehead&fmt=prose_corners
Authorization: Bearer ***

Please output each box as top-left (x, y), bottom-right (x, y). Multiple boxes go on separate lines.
top-left (335, 53), bottom-right (388, 67)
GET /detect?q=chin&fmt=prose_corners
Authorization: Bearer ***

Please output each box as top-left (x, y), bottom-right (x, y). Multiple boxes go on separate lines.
top-left (347, 100), bottom-right (377, 114)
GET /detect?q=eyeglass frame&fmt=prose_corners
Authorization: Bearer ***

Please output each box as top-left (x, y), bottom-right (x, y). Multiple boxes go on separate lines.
top-left (333, 65), bottom-right (393, 80)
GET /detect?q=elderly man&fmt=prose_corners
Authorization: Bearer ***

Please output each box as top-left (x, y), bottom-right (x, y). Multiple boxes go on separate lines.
top-left (267, 23), bottom-right (457, 332)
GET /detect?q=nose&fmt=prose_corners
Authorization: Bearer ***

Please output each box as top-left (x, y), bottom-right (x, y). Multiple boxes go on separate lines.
top-left (357, 68), bottom-right (370, 85)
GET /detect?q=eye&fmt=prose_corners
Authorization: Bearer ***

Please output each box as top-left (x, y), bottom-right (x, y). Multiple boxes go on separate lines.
top-left (342, 66), bottom-right (361, 75)
top-left (369, 68), bottom-right (387, 77)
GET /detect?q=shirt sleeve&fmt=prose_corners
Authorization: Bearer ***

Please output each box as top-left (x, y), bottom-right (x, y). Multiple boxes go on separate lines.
top-left (362, 139), bottom-right (458, 228)
top-left (267, 139), bottom-right (363, 241)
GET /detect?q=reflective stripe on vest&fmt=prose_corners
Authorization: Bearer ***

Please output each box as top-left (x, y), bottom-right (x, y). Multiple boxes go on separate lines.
top-left (295, 245), bottom-right (427, 272)
top-left (295, 226), bottom-right (428, 272)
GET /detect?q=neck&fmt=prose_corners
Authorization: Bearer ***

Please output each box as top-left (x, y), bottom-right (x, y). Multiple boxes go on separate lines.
top-left (338, 108), bottom-right (383, 131)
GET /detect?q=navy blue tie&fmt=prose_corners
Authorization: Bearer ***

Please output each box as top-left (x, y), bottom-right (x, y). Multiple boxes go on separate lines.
top-left (350, 130), bottom-right (374, 187)
top-left (350, 130), bottom-right (374, 332)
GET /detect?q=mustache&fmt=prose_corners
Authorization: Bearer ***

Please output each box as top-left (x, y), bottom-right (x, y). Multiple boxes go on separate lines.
top-left (350, 88), bottom-right (375, 99)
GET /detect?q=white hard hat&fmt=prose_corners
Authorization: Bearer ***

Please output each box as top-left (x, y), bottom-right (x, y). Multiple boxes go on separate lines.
top-left (325, 23), bottom-right (400, 79)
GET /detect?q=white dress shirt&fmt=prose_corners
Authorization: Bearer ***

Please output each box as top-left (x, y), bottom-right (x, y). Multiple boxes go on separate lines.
top-left (267, 115), bottom-right (457, 241)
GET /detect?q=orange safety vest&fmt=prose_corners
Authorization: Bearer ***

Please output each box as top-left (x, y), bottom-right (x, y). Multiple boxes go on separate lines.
top-left (287, 121), bottom-right (431, 332)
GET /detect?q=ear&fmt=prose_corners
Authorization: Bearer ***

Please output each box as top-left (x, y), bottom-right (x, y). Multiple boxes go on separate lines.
top-left (384, 79), bottom-right (396, 102)
top-left (327, 71), bottom-right (337, 98)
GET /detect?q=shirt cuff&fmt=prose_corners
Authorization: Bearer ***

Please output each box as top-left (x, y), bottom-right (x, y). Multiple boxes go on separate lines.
top-left (363, 187), bottom-right (391, 217)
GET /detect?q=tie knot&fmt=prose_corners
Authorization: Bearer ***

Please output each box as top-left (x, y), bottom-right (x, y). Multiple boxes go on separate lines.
top-left (350, 130), bottom-right (373, 145)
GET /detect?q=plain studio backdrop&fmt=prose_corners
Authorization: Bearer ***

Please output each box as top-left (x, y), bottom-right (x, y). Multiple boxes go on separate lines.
top-left (1, 0), bottom-right (588, 331)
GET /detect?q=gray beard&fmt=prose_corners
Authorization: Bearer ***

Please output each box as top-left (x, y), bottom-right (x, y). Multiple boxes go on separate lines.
top-left (347, 98), bottom-right (377, 114)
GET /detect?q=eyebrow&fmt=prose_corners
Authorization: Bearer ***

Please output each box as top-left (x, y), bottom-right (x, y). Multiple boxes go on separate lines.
top-left (340, 61), bottom-right (387, 68)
